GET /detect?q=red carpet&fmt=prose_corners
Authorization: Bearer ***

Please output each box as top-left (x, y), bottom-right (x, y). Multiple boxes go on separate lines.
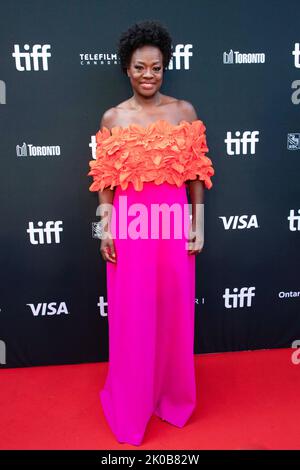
top-left (0, 348), bottom-right (298, 450)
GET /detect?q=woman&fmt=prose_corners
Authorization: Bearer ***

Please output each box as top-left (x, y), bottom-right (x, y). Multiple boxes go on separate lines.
top-left (87, 20), bottom-right (215, 446)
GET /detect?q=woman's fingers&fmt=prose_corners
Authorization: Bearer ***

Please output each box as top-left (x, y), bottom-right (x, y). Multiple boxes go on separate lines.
top-left (187, 235), bottom-right (203, 255)
top-left (101, 240), bottom-right (117, 263)
top-left (104, 248), bottom-right (117, 263)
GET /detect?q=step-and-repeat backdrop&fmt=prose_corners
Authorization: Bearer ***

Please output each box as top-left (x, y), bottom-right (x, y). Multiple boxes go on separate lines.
top-left (1, 0), bottom-right (299, 368)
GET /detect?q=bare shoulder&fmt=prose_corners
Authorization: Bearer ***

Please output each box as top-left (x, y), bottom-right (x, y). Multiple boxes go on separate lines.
top-left (99, 107), bottom-right (119, 130)
top-left (177, 99), bottom-right (198, 122)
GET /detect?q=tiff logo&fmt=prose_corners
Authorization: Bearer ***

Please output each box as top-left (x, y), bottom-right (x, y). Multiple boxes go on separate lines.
top-left (292, 42), bottom-right (300, 68)
top-left (168, 44), bottom-right (193, 70)
top-left (90, 134), bottom-right (97, 160)
top-left (98, 296), bottom-right (108, 317)
top-left (287, 209), bottom-right (300, 231)
top-left (225, 130), bottom-right (260, 155)
top-left (223, 287), bottom-right (256, 308)
top-left (27, 221), bottom-right (63, 244)
top-left (12, 44), bottom-right (51, 71)
top-left (291, 43), bottom-right (300, 104)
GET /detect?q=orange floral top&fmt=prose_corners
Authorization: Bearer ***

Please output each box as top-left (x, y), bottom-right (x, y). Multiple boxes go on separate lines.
top-left (87, 119), bottom-right (215, 192)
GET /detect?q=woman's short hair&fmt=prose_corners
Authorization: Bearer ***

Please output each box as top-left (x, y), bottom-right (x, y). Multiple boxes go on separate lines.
top-left (117, 20), bottom-right (173, 75)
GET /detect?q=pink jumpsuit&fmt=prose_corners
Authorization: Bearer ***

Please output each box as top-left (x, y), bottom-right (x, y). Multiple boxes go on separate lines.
top-left (87, 118), bottom-right (215, 446)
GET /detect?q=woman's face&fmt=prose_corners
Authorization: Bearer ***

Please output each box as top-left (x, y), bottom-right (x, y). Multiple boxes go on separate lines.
top-left (127, 45), bottom-right (164, 96)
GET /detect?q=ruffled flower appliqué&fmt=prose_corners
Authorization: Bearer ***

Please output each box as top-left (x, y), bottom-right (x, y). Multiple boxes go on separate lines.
top-left (87, 119), bottom-right (215, 192)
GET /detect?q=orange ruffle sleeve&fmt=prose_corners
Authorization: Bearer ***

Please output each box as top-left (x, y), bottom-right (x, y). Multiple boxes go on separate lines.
top-left (87, 119), bottom-right (215, 192)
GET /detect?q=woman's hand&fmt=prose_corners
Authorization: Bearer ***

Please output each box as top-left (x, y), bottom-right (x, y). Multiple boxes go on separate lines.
top-left (100, 229), bottom-right (117, 263)
top-left (187, 225), bottom-right (204, 255)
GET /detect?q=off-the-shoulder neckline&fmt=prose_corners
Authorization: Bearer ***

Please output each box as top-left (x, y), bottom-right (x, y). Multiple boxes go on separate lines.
top-left (100, 118), bottom-right (203, 134)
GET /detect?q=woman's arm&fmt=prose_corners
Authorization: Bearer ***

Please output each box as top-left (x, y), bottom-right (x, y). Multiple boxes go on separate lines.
top-left (97, 188), bottom-right (115, 233)
top-left (179, 100), bottom-right (205, 252)
top-left (96, 109), bottom-right (117, 233)
top-left (187, 178), bottom-right (205, 222)
top-left (96, 109), bottom-right (117, 262)
top-left (187, 179), bottom-right (205, 254)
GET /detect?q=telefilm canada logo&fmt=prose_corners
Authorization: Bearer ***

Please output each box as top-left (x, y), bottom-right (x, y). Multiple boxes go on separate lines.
top-left (80, 44), bottom-right (193, 70)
